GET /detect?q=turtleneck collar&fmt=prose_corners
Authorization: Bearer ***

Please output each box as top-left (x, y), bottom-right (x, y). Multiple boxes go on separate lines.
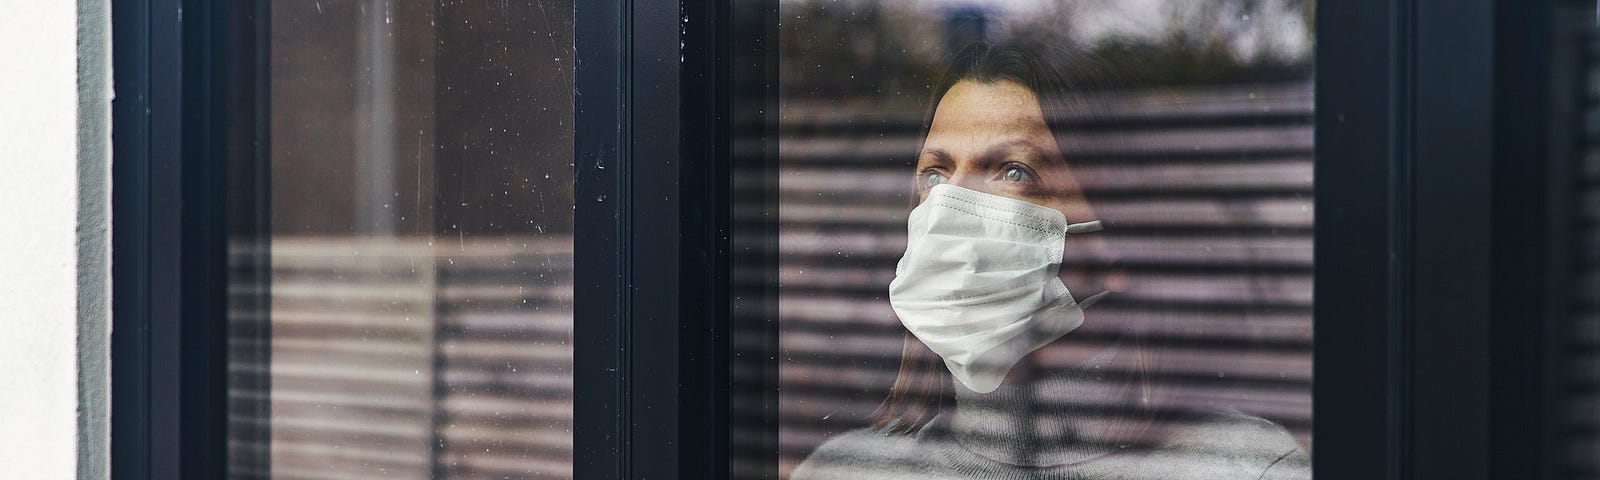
top-left (945, 335), bottom-right (1140, 468)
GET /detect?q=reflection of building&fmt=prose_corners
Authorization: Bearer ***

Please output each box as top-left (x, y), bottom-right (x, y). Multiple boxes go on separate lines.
top-left (942, 6), bottom-right (993, 58)
top-left (270, 1), bottom-right (575, 237)
top-left (778, 0), bottom-right (1316, 103)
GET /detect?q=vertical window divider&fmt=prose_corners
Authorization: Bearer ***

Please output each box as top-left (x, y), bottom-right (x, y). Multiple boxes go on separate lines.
top-left (1488, 0), bottom-right (1582, 478)
top-left (111, 0), bottom-right (247, 478)
top-left (575, 0), bottom-right (762, 477)
top-left (627, 0), bottom-right (687, 475)
top-left (1408, 1), bottom-right (1497, 477)
top-left (1314, 0), bottom-right (1409, 476)
top-left (679, 0), bottom-right (730, 477)
top-left (573, 0), bottom-right (631, 478)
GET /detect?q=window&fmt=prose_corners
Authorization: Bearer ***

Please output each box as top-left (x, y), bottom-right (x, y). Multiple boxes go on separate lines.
top-left (106, 1), bottom-right (1599, 479)
top-left (757, 3), bottom-right (1313, 478)
top-left (226, 2), bottom-right (575, 478)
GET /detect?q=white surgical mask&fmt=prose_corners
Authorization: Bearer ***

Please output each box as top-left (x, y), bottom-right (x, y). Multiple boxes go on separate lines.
top-left (888, 184), bottom-right (1105, 394)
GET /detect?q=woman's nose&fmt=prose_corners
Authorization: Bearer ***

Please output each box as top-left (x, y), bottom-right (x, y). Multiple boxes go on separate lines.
top-left (946, 171), bottom-right (987, 193)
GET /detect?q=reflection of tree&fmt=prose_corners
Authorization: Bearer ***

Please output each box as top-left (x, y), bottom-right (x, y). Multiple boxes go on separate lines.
top-left (1158, 0), bottom-right (1314, 62)
top-left (779, 0), bottom-right (1315, 100)
top-left (779, 2), bottom-right (944, 104)
top-left (1097, 0), bottom-right (1313, 85)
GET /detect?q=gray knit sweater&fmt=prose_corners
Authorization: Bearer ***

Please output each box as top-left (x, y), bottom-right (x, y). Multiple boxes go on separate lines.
top-left (791, 410), bottom-right (1308, 480)
top-left (791, 346), bottom-right (1309, 480)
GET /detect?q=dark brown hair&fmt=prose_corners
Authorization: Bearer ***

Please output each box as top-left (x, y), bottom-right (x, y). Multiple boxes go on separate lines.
top-left (869, 37), bottom-right (1145, 435)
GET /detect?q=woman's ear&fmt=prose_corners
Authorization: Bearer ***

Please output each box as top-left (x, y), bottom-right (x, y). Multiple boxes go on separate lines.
top-left (1103, 267), bottom-right (1130, 293)
top-left (1060, 232), bottom-right (1125, 297)
top-left (1088, 236), bottom-right (1127, 293)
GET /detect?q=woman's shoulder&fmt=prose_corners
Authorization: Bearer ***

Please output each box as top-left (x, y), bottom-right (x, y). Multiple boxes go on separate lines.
top-left (789, 425), bottom-right (955, 480)
top-left (1152, 410), bottom-right (1309, 480)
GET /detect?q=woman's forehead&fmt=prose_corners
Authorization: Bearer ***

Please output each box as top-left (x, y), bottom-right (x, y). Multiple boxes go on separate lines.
top-left (928, 80), bottom-right (1051, 141)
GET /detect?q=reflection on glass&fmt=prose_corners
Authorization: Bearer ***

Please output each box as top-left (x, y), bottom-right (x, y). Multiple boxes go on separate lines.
top-left (772, 2), bottom-right (1313, 479)
top-left (227, 1), bottom-right (575, 479)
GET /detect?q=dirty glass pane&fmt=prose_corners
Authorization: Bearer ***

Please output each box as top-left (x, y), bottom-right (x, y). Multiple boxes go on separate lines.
top-left (762, 2), bottom-right (1314, 478)
top-left (227, 1), bottom-right (575, 479)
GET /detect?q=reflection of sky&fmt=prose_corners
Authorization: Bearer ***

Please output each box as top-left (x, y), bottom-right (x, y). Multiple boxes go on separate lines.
top-left (779, 0), bottom-right (1312, 62)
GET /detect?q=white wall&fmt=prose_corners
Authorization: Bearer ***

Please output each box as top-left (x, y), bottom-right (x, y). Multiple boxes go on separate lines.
top-left (0, 0), bottom-right (111, 478)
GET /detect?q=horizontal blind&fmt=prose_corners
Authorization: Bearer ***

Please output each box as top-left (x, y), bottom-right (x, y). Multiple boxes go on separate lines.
top-left (230, 238), bottom-right (574, 480)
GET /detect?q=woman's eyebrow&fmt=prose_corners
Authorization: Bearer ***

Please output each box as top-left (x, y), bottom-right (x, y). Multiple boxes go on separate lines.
top-left (917, 148), bottom-right (953, 163)
top-left (981, 138), bottom-right (1051, 163)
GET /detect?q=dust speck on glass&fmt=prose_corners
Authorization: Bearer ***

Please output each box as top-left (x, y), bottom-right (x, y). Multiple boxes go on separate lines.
top-left (766, 2), bottom-right (1314, 479)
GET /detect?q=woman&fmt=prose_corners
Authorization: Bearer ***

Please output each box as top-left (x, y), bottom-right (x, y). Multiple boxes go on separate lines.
top-left (790, 38), bottom-right (1309, 480)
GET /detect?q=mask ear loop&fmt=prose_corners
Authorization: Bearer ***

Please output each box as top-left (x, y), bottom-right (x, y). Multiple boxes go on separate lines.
top-left (1065, 219), bottom-right (1113, 308)
top-left (1065, 220), bottom-right (1103, 234)
top-left (1078, 290), bottom-right (1112, 309)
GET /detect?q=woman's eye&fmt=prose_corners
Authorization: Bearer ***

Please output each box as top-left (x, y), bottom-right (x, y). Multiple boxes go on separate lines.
top-left (921, 171), bottom-right (948, 189)
top-left (1001, 165), bottom-right (1036, 183)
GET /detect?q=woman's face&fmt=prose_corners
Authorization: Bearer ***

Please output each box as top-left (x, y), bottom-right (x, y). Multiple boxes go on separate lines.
top-left (915, 79), bottom-right (1095, 224)
top-left (916, 79), bottom-right (1123, 330)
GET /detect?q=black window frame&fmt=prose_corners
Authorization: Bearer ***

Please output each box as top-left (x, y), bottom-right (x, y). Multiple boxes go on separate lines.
top-left (106, 0), bottom-right (1587, 479)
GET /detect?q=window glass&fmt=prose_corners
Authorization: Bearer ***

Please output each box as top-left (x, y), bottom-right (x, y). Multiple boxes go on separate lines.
top-left (1564, 4), bottom-right (1599, 477)
top-left (227, 2), bottom-right (575, 478)
top-left (762, 2), bottom-right (1314, 478)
